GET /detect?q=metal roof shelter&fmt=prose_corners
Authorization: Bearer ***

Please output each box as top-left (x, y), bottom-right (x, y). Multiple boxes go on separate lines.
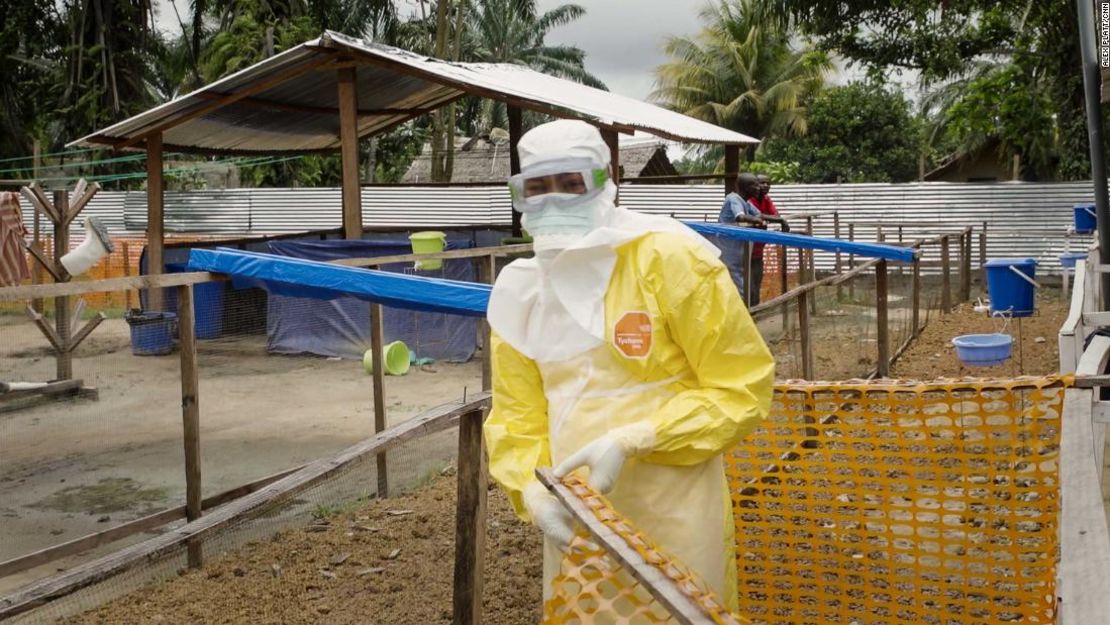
top-left (69, 30), bottom-right (758, 308)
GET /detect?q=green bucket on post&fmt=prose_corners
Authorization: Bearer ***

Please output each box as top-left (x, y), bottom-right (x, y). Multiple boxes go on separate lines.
top-left (363, 340), bottom-right (411, 376)
top-left (409, 231), bottom-right (447, 271)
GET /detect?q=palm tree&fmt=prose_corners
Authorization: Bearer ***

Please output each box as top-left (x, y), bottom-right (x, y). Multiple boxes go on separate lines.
top-left (652, 0), bottom-right (830, 161)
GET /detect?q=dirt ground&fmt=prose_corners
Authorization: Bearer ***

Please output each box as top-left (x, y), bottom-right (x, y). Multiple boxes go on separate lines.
top-left (65, 475), bottom-right (542, 625)
top-left (891, 290), bottom-right (1068, 378)
top-left (0, 317), bottom-right (481, 593)
top-left (3, 290), bottom-right (1083, 624)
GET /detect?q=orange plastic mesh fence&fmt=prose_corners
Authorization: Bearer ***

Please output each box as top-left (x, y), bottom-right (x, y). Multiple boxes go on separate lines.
top-left (544, 376), bottom-right (1065, 625)
top-left (732, 376), bottom-right (1064, 625)
top-left (543, 477), bottom-right (748, 625)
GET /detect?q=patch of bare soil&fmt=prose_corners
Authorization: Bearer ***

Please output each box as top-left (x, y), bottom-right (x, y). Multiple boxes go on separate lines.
top-left (65, 474), bottom-right (542, 625)
top-left (891, 292), bottom-right (1067, 379)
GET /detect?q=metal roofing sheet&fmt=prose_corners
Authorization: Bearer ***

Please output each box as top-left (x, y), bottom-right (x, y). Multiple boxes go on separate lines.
top-left (69, 31), bottom-right (757, 153)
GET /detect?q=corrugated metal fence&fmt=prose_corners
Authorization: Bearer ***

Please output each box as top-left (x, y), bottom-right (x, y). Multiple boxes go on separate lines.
top-left (33, 181), bottom-right (1101, 273)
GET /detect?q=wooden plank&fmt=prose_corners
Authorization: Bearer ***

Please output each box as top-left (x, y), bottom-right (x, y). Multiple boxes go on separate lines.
top-left (750, 258), bottom-right (879, 315)
top-left (798, 289), bottom-right (813, 379)
top-left (452, 408), bottom-right (488, 625)
top-left (147, 133), bottom-right (165, 312)
top-left (338, 67), bottom-right (362, 240)
top-left (0, 272), bottom-right (226, 302)
top-left (193, 92), bottom-right (435, 117)
top-left (848, 224), bottom-right (855, 299)
top-left (370, 303), bottom-right (388, 498)
top-left (23, 242), bottom-right (63, 282)
top-left (0, 395), bottom-right (491, 620)
top-left (64, 181), bottom-right (100, 225)
top-left (536, 470), bottom-right (722, 625)
top-left (122, 242), bottom-right (133, 310)
top-left (26, 306), bottom-right (62, 356)
top-left (912, 255), bottom-right (921, 336)
top-left (176, 285), bottom-right (203, 568)
top-left (66, 314), bottom-right (105, 353)
top-left (778, 243), bottom-right (789, 331)
top-left (940, 235), bottom-right (951, 313)
top-left (805, 217), bottom-right (815, 315)
top-left (1060, 335), bottom-right (1110, 624)
top-left (959, 230), bottom-right (971, 302)
top-left (0, 379), bottom-right (81, 402)
top-left (53, 190), bottom-right (71, 380)
top-left (116, 56), bottom-right (335, 151)
top-left (508, 105), bottom-right (522, 238)
top-left (330, 244), bottom-right (532, 268)
top-left (20, 184), bottom-right (59, 224)
top-left (833, 212), bottom-right (842, 300)
top-left (0, 465), bottom-right (301, 579)
top-left (875, 260), bottom-right (889, 378)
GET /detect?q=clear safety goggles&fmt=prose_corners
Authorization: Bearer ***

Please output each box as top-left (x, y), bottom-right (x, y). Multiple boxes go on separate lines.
top-left (507, 158), bottom-right (609, 213)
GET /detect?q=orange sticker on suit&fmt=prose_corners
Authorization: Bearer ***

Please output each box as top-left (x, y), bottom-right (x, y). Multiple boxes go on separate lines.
top-left (613, 311), bottom-right (652, 358)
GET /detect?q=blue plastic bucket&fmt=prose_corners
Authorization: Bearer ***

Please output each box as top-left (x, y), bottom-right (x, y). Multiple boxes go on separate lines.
top-left (952, 333), bottom-right (1013, 367)
top-left (166, 263), bottom-right (223, 339)
top-left (1060, 252), bottom-right (1088, 269)
top-left (984, 258), bottom-right (1037, 317)
top-left (1074, 204), bottom-right (1097, 234)
top-left (126, 311), bottom-right (176, 356)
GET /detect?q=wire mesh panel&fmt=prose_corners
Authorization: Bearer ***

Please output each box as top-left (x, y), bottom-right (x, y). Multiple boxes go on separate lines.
top-left (728, 377), bottom-right (1063, 625)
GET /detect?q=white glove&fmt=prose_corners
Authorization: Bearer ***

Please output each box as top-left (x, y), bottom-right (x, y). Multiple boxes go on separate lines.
top-left (553, 422), bottom-right (656, 494)
top-left (523, 481), bottom-right (575, 550)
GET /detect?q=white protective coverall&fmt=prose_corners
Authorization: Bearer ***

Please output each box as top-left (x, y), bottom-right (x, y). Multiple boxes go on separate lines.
top-left (484, 120), bottom-right (774, 609)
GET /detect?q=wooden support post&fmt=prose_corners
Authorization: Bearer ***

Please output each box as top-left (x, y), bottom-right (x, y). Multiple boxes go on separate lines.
top-left (833, 212), bottom-right (843, 301)
top-left (723, 146), bottom-right (739, 196)
top-left (798, 289), bottom-right (814, 380)
top-left (602, 129), bottom-right (620, 205)
top-left (940, 235), bottom-right (952, 313)
top-left (68, 314), bottom-right (106, 352)
top-left (370, 303), bottom-right (388, 498)
top-left (122, 242), bottom-right (133, 310)
top-left (805, 216), bottom-right (815, 314)
top-left (876, 260), bottom-right (890, 378)
top-left (338, 67), bottom-right (362, 240)
top-left (912, 250), bottom-right (922, 336)
top-left (961, 229), bottom-right (972, 301)
top-left (979, 225), bottom-right (988, 287)
top-left (508, 106), bottom-right (523, 237)
top-left (176, 284), bottom-right (203, 568)
top-left (479, 255), bottom-right (495, 392)
top-left (848, 224), bottom-right (855, 300)
top-left (147, 134), bottom-right (165, 312)
top-left (897, 226), bottom-right (904, 277)
top-left (452, 408), bottom-right (488, 625)
top-left (31, 142), bottom-right (43, 313)
top-left (53, 191), bottom-right (72, 380)
top-left (779, 243), bottom-right (789, 334)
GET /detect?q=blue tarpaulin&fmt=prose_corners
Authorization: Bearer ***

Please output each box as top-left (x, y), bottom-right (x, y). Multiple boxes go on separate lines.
top-left (187, 242), bottom-right (489, 361)
top-left (685, 221), bottom-right (918, 263)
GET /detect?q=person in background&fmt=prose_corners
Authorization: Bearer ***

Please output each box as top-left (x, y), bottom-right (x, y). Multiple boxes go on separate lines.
top-left (718, 174), bottom-right (764, 300)
top-left (742, 174), bottom-right (789, 306)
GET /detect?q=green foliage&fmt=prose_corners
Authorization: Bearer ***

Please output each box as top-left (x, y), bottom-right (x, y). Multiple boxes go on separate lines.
top-left (744, 160), bottom-right (801, 183)
top-left (761, 81), bottom-right (922, 183)
top-left (653, 0), bottom-right (831, 149)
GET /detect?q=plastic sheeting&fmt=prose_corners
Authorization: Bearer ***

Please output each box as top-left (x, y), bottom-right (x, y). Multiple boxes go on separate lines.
top-left (686, 221), bottom-right (918, 262)
top-left (186, 242), bottom-right (489, 361)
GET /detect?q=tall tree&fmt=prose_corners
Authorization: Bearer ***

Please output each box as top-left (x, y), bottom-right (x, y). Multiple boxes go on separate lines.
top-left (652, 0), bottom-right (831, 158)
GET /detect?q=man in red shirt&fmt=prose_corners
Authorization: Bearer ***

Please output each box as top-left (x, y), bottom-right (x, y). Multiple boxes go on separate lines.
top-left (741, 174), bottom-right (788, 305)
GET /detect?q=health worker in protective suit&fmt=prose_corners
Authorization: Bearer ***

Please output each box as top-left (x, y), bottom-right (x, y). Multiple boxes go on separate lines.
top-left (484, 119), bottom-right (775, 609)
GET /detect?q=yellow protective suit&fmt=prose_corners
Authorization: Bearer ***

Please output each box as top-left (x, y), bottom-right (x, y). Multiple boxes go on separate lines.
top-left (484, 230), bottom-right (775, 608)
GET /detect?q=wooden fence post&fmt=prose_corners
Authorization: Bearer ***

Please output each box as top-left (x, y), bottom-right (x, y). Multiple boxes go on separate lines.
top-left (176, 284), bottom-right (203, 568)
top-left (453, 408), bottom-right (488, 625)
top-left (479, 255), bottom-right (495, 392)
top-left (876, 260), bottom-right (890, 378)
top-left (912, 245), bottom-right (922, 337)
top-left (798, 289), bottom-right (814, 380)
top-left (961, 228), bottom-right (972, 301)
top-left (848, 224), bottom-right (856, 300)
top-left (833, 212), bottom-right (843, 301)
top-left (370, 303), bottom-right (388, 498)
top-left (940, 235), bottom-right (952, 313)
top-left (779, 244), bottom-right (790, 336)
top-left (805, 216), bottom-right (815, 314)
top-left (53, 190), bottom-right (72, 380)
top-left (979, 224), bottom-right (988, 287)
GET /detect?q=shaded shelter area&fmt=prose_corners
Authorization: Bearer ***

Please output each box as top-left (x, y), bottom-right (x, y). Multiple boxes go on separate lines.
top-left (69, 30), bottom-right (757, 310)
